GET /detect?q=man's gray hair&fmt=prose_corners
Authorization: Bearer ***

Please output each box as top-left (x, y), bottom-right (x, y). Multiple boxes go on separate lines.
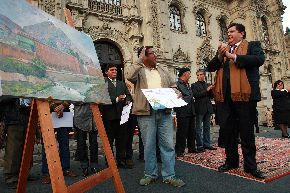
top-left (196, 69), bottom-right (206, 75)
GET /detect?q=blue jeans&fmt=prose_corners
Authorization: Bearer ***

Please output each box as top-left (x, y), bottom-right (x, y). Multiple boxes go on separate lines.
top-left (42, 127), bottom-right (70, 175)
top-left (196, 112), bottom-right (212, 148)
top-left (137, 110), bottom-right (175, 180)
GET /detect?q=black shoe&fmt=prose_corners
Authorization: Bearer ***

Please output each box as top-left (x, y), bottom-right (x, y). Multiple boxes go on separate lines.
top-left (244, 169), bottom-right (265, 179)
top-left (82, 168), bottom-right (89, 177)
top-left (27, 173), bottom-right (38, 181)
top-left (196, 147), bottom-right (206, 153)
top-left (91, 167), bottom-right (100, 174)
top-left (125, 159), bottom-right (134, 169)
top-left (138, 155), bottom-right (144, 162)
top-left (117, 161), bottom-right (127, 169)
top-left (218, 164), bottom-right (239, 172)
top-left (6, 181), bottom-right (18, 189)
top-left (176, 152), bottom-right (185, 157)
top-left (282, 135), bottom-right (290, 138)
top-left (204, 146), bottom-right (217, 150)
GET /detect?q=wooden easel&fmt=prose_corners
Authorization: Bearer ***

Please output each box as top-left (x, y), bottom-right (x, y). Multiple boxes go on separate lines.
top-left (16, 2), bottom-right (125, 193)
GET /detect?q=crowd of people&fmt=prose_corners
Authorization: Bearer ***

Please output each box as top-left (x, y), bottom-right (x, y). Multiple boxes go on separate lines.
top-left (0, 22), bottom-right (289, 190)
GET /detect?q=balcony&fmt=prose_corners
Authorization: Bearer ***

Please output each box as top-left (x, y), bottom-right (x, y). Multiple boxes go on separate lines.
top-left (89, 1), bottom-right (122, 16)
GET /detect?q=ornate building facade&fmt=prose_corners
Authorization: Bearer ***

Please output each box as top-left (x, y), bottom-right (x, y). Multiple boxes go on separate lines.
top-left (31, 0), bottom-right (289, 123)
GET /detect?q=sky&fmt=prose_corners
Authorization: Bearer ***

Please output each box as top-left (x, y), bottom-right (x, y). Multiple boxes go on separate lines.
top-left (282, 0), bottom-right (290, 31)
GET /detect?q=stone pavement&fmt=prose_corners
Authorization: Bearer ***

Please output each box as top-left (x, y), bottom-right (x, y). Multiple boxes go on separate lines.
top-left (1, 125), bottom-right (289, 193)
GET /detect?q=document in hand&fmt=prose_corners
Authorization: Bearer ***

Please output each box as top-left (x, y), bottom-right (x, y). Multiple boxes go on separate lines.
top-left (120, 102), bottom-right (133, 125)
top-left (141, 88), bottom-right (187, 110)
top-left (51, 112), bottom-right (73, 128)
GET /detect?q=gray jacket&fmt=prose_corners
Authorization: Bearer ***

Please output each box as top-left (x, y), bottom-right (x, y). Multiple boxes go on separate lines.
top-left (73, 103), bottom-right (97, 132)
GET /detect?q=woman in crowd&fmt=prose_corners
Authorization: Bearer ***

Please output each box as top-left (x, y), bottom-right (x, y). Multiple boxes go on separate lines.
top-left (271, 80), bottom-right (290, 138)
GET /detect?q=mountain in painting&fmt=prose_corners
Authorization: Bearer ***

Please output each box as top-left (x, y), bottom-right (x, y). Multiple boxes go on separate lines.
top-left (23, 21), bottom-right (92, 66)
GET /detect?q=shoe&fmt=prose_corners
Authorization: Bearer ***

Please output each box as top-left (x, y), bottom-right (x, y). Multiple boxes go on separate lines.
top-left (27, 173), bottom-right (38, 181)
top-left (176, 152), bottom-right (185, 157)
top-left (196, 148), bottom-right (206, 153)
top-left (218, 164), bottom-right (239, 172)
top-left (244, 169), bottom-right (265, 179)
top-left (63, 170), bottom-right (78, 177)
top-left (138, 155), bottom-right (144, 162)
top-left (204, 146), bottom-right (217, 150)
top-left (6, 181), bottom-right (18, 189)
top-left (125, 159), bottom-right (134, 169)
top-left (163, 176), bottom-right (185, 187)
top-left (117, 161), bottom-right (127, 169)
top-left (41, 175), bottom-right (51, 184)
top-left (91, 167), bottom-right (100, 174)
top-left (139, 176), bottom-right (157, 186)
top-left (282, 135), bottom-right (290, 138)
top-left (82, 168), bottom-right (89, 177)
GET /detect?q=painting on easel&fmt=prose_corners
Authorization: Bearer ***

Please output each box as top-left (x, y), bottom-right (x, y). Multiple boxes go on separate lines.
top-left (0, 0), bottom-right (110, 104)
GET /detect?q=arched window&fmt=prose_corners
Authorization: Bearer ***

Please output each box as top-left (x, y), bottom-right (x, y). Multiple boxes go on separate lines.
top-left (219, 19), bottom-right (227, 42)
top-left (169, 6), bottom-right (182, 31)
top-left (95, 0), bottom-right (121, 6)
top-left (196, 13), bottom-right (206, 37)
top-left (261, 17), bottom-right (270, 44)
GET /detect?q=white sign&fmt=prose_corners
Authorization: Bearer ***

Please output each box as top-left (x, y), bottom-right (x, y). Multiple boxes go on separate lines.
top-left (51, 112), bottom-right (73, 128)
top-left (141, 88), bottom-right (187, 110)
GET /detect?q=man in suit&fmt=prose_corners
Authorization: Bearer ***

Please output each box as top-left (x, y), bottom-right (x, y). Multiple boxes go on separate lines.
top-left (208, 23), bottom-right (265, 179)
top-left (175, 67), bottom-right (198, 157)
top-left (101, 64), bottom-right (132, 168)
top-left (191, 69), bottom-right (216, 151)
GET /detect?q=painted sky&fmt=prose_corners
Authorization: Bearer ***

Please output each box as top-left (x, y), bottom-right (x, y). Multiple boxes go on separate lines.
top-left (0, 0), bottom-right (100, 67)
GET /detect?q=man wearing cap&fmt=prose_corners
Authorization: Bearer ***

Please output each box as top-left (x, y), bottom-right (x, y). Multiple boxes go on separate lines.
top-left (174, 67), bottom-right (198, 157)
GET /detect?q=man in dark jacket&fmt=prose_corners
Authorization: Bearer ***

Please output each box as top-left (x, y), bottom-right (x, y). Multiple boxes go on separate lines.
top-left (100, 64), bottom-right (132, 168)
top-left (0, 97), bottom-right (32, 188)
top-left (174, 67), bottom-right (198, 157)
top-left (208, 23), bottom-right (265, 179)
top-left (191, 69), bottom-right (216, 151)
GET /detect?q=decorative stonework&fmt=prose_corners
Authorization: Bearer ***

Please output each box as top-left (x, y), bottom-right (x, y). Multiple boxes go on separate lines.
top-left (196, 37), bottom-right (215, 68)
top-left (39, 0), bottom-right (56, 16)
top-left (173, 45), bottom-right (190, 63)
top-left (150, 0), bottom-right (161, 49)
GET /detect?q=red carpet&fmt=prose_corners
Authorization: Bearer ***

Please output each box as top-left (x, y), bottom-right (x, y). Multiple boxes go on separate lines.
top-left (177, 137), bottom-right (290, 183)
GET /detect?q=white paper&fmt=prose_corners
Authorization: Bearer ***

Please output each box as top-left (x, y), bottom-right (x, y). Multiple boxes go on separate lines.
top-left (51, 112), bottom-right (73, 128)
top-left (120, 102), bottom-right (132, 125)
top-left (141, 88), bottom-right (187, 110)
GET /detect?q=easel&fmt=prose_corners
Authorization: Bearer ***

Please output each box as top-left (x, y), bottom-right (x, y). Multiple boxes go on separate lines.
top-left (16, 2), bottom-right (125, 193)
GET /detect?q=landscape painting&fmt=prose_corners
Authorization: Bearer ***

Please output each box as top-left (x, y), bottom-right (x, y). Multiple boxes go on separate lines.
top-left (0, 0), bottom-right (111, 104)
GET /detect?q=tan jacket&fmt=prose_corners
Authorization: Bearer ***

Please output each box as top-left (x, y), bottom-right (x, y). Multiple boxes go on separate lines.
top-left (125, 59), bottom-right (175, 115)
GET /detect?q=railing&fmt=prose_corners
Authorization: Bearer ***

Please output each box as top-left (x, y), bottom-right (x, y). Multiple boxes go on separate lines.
top-left (89, 1), bottom-right (122, 15)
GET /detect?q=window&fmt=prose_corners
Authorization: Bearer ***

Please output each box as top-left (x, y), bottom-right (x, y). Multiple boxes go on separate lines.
top-left (196, 13), bottom-right (206, 37)
top-left (219, 19), bottom-right (227, 42)
top-left (169, 6), bottom-right (182, 31)
top-left (95, 0), bottom-right (121, 6)
top-left (261, 17), bottom-right (270, 44)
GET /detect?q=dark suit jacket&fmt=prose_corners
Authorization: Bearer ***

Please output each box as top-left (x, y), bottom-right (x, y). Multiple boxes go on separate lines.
top-left (174, 79), bottom-right (195, 117)
top-left (271, 89), bottom-right (290, 111)
top-left (191, 81), bottom-right (213, 114)
top-left (100, 78), bottom-right (132, 120)
top-left (207, 41), bottom-right (265, 102)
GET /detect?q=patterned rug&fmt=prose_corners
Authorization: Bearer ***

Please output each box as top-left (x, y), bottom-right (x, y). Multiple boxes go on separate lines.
top-left (177, 137), bottom-right (290, 183)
